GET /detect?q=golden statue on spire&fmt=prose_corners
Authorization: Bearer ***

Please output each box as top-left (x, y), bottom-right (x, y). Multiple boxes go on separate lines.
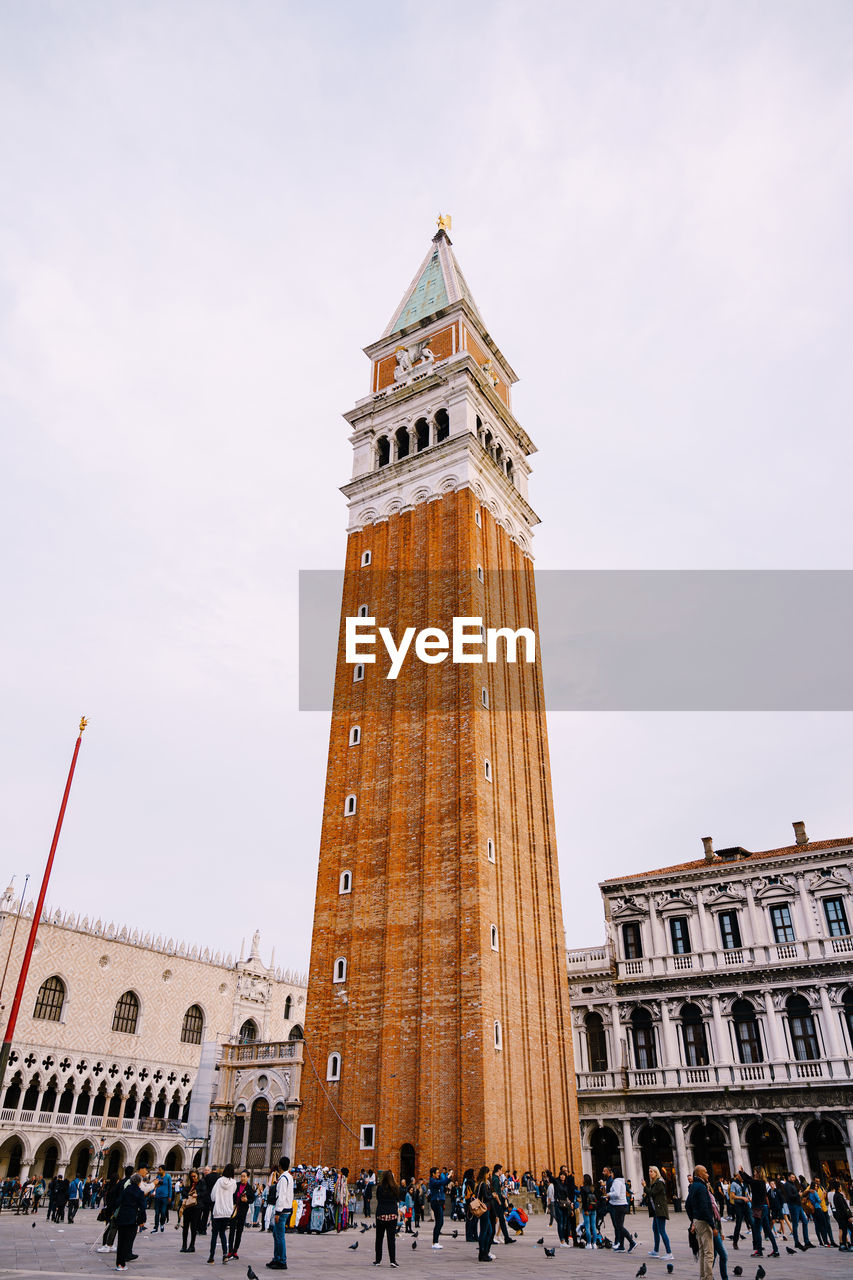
top-left (436, 212), bottom-right (452, 233)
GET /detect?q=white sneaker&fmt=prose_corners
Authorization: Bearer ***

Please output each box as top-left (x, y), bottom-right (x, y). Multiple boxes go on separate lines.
top-left (586, 1243), bottom-right (595, 1250)
top-left (97, 1246), bottom-right (112, 1253)
top-left (488, 1255), bottom-right (496, 1261)
top-left (648, 1251), bottom-right (660, 1257)
top-left (432, 1244), bottom-right (442, 1250)
top-left (665, 1254), bottom-right (674, 1260)
top-left (560, 1242), bottom-right (571, 1247)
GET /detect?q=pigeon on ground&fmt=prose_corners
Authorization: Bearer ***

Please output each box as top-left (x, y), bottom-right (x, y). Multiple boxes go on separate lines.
top-left (667, 1267), bottom-right (674, 1276)
top-left (755, 1268), bottom-right (766, 1280)
top-left (349, 1241), bottom-right (358, 1250)
top-left (543, 1246), bottom-right (556, 1257)
top-left (247, 1268), bottom-right (259, 1280)
top-left (786, 1247), bottom-right (795, 1255)
top-left (636, 1266), bottom-right (647, 1278)
top-left (412, 1241), bottom-right (417, 1250)
top-left (733, 1269), bottom-right (742, 1277)
top-left (452, 1230), bottom-right (459, 1238)
top-left (536, 1237), bottom-right (544, 1245)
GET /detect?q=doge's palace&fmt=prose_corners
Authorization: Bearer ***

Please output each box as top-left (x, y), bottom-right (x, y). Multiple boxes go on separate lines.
top-left (0, 886), bottom-right (306, 1182)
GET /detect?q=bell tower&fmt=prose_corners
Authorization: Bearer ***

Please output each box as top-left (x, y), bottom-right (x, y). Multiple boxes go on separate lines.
top-left (299, 222), bottom-right (581, 1177)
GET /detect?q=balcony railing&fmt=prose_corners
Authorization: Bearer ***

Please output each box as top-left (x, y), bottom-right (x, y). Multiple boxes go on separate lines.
top-left (609, 933), bottom-right (852, 980)
top-left (221, 1041), bottom-right (302, 1065)
top-left (576, 1055), bottom-right (851, 1094)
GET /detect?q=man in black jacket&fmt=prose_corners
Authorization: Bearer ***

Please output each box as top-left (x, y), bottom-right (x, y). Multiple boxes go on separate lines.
top-left (685, 1166), bottom-right (716, 1280)
top-left (782, 1173), bottom-right (813, 1250)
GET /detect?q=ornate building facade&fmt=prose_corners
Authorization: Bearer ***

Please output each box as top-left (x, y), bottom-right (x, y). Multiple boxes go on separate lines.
top-left (0, 890), bottom-right (306, 1183)
top-left (299, 223), bottom-right (580, 1178)
top-left (567, 822), bottom-right (853, 1193)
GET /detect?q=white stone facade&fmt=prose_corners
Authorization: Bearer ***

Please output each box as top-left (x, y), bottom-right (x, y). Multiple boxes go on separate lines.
top-left (567, 823), bottom-right (853, 1196)
top-left (0, 890), bottom-right (306, 1183)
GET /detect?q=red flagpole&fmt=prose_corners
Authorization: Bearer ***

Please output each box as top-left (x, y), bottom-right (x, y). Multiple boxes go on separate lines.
top-left (0, 718), bottom-right (87, 1095)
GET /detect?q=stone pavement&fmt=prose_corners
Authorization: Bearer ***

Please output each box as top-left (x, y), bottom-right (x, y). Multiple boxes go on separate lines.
top-left (0, 1209), bottom-right (849, 1280)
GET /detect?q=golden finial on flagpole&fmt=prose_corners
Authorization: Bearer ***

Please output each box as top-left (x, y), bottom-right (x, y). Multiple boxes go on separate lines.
top-left (79, 716), bottom-right (88, 734)
top-left (436, 212), bottom-right (452, 233)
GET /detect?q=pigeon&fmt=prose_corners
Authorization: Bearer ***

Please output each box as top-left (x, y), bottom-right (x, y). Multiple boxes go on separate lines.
top-left (361, 1224), bottom-right (369, 1233)
top-left (412, 1241), bottom-right (417, 1250)
top-left (543, 1246), bottom-right (556, 1257)
top-left (786, 1247), bottom-right (795, 1255)
top-left (33, 1224), bottom-right (36, 1229)
top-left (452, 1230), bottom-right (459, 1238)
top-left (667, 1268), bottom-right (674, 1276)
top-left (733, 1269), bottom-right (743, 1277)
top-left (636, 1266), bottom-right (647, 1278)
top-left (349, 1241), bottom-right (358, 1250)
top-left (755, 1268), bottom-right (766, 1280)
top-left (247, 1268), bottom-right (259, 1280)
top-left (536, 1237), bottom-right (544, 1245)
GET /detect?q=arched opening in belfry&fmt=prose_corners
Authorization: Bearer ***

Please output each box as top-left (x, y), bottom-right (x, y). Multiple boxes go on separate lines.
top-left (435, 409), bottom-right (449, 442)
top-left (395, 425), bottom-right (410, 460)
top-left (415, 418), bottom-right (430, 452)
top-left (376, 436), bottom-right (390, 468)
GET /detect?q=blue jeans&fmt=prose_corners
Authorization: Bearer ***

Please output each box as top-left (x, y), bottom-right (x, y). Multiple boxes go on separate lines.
top-left (431, 1200), bottom-right (444, 1244)
top-left (154, 1199), bottom-right (169, 1230)
top-left (478, 1212), bottom-right (494, 1260)
top-left (272, 1212), bottom-right (287, 1265)
top-left (789, 1203), bottom-right (811, 1246)
top-left (652, 1216), bottom-right (672, 1254)
top-left (583, 1210), bottom-right (598, 1244)
top-left (714, 1231), bottom-right (729, 1280)
top-left (751, 1204), bottom-right (776, 1253)
top-left (554, 1202), bottom-right (570, 1244)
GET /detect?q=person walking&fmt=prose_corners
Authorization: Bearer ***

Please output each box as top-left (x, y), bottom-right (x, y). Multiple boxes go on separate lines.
top-left (580, 1174), bottom-right (598, 1248)
top-left (646, 1166), bottom-right (674, 1260)
top-left (114, 1173), bottom-right (145, 1273)
top-left (153, 1166), bottom-right (172, 1232)
top-left (729, 1172), bottom-right (752, 1250)
top-left (685, 1164), bottom-right (717, 1280)
top-left (179, 1170), bottom-right (200, 1252)
top-left (473, 1165), bottom-right (495, 1263)
top-left (363, 1169), bottom-right (375, 1218)
top-left (491, 1165), bottom-right (516, 1246)
top-left (374, 1169), bottom-right (401, 1268)
top-left (782, 1173), bottom-right (813, 1250)
top-left (67, 1174), bottom-right (83, 1223)
top-left (810, 1177), bottom-right (836, 1246)
top-left (744, 1168), bottom-right (779, 1257)
top-left (197, 1167), bottom-right (213, 1236)
top-left (227, 1171), bottom-right (254, 1259)
top-left (207, 1164), bottom-right (237, 1264)
top-left (553, 1171), bottom-right (573, 1248)
top-left (830, 1179), bottom-right (851, 1250)
top-left (267, 1156), bottom-right (293, 1270)
top-left (428, 1166), bottom-right (450, 1249)
top-left (604, 1166), bottom-right (635, 1253)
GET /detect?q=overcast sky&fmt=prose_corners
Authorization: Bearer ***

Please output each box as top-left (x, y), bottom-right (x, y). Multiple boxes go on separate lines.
top-left (2, 0), bottom-right (852, 972)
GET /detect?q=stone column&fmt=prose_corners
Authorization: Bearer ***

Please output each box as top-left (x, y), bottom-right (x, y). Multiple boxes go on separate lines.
top-left (762, 992), bottom-right (785, 1062)
top-left (818, 985), bottom-right (845, 1060)
top-left (845, 1117), bottom-right (853, 1170)
top-left (646, 895), bottom-right (666, 960)
top-left (673, 1119), bottom-right (691, 1199)
top-left (796, 877), bottom-right (816, 952)
top-left (659, 1002), bottom-right (680, 1071)
top-left (744, 882), bottom-right (767, 950)
top-left (784, 1117), bottom-right (805, 1177)
top-left (695, 890), bottom-right (714, 960)
top-left (728, 1119), bottom-right (746, 1174)
top-left (711, 996), bottom-right (732, 1066)
top-left (610, 1003), bottom-right (625, 1071)
top-left (621, 1117), bottom-right (638, 1189)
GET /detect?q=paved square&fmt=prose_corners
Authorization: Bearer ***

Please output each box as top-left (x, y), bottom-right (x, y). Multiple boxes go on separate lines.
top-left (0, 1208), bottom-right (848, 1280)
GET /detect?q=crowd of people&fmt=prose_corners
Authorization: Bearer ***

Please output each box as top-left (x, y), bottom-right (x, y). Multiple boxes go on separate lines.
top-left (3, 1155), bottom-right (852, 1274)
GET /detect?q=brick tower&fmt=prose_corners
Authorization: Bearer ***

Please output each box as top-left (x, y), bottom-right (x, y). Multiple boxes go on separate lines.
top-left (299, 222), bottom-right (581, 1179)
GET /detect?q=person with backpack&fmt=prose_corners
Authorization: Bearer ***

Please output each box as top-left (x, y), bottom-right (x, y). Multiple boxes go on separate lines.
top-left (115, 1173), bottom-right (146, 1272)
top-left (153, 1166), bottom-right (172, 1232)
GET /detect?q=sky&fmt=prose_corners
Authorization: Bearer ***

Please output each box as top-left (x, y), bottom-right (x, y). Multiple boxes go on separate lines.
top-left (2, 0), bottom-right (853, 971)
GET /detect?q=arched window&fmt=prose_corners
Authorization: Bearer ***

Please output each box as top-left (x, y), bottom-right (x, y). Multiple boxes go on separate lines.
top-left (494, 1021), bottom-right (503, 1050)
top-left (238, 1019), bottom-right (258, 1044)
top-left (585, 1011), bottom-right (608, 1072)
top-left (435, 408), bottom-right (450, 442)
top-left (376, 437), bottom-right (390, 468)
top-left (680, 1002), bottom-right (710, 1067)
top-left (339, 870), bottom-right (352, 894)
top-left (787, 994), bottom-right (819, 1061)
top-left (112, 990), bottom-right (139, 1034)
top-left (843, 990), bottom-right (853, 1050)
top-left (506, 458), bottom-right (514, 484)
top-left (630, 1007), bottom-right (657, 1070)
top-left (484, 758), bottom-right (492, 781)
top-left (334, 957), bottom-right (347, 983)
top-left (487, 838), bottom-right (495, 864)
top-left (284, 995), bottom-right (292, 1020)
top-left (415, 418), bottom-right (430, 452)
top-left (395, 425), bottom-right (410, 460)
top-left (345, 794), bottom-right (357, 816)
top-left (288, 1024), bottom-right (303, 1041)
top-left (349, 726), bottom-right (361, 745)
top-left (494, 443), bottom-right (503, 467)
top-left (490, 925), bottom-right (499, 952)
top-left (327, 1052), bottom-right (341, 1081)
top-left (33, 976), bottom-right (65, 1022)
top-left (249, 1096), bottom-right (269, 1145)
top-left (360, 550), bottom-right (372, 567)
top-left (181, 1005), bottom-right (204, 1045)
top-left (353, 664), bottom-right (365, 682)
top-left (732, 998), bottom-right (763, 1064)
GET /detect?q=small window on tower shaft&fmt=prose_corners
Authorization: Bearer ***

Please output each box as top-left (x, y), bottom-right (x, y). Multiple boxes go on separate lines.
top-left (477, 564), bottom-right (484, 583)
top-left (349, 726), bottom-right (361, 746)
top-left (333, 957), bottom-right (347, 982)
top-left (484, 759), bottom-right (492, 782)
top-left (475, 509), bottom-right (482, 528)
top-left (339, 870), bottom-right (352, 895)
top-left (361, 550), bottom-right (372, 567)
top-left (487, 838), bottom-right (496, 863)
top-left (327, 1052), bottom-right (341, 1081)
top-left (494, 1021), bottom-right (503, 1051)
top-left (358, 604), bottom-right (369, 618)
top-left (490, 924), bottom-right (499, 951)
top-left (360, 1124), bottom-right (375, 1150)
top-left (482, 687), bottom-right (489, 709)
top-left (344, 794), bottom-right (357, 816)
top-left (353, 664), bottom-right (365, 683)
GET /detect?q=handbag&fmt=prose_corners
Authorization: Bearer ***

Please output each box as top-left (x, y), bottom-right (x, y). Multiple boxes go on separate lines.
top-left (469, 1197), bottom-right (488, 1218)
